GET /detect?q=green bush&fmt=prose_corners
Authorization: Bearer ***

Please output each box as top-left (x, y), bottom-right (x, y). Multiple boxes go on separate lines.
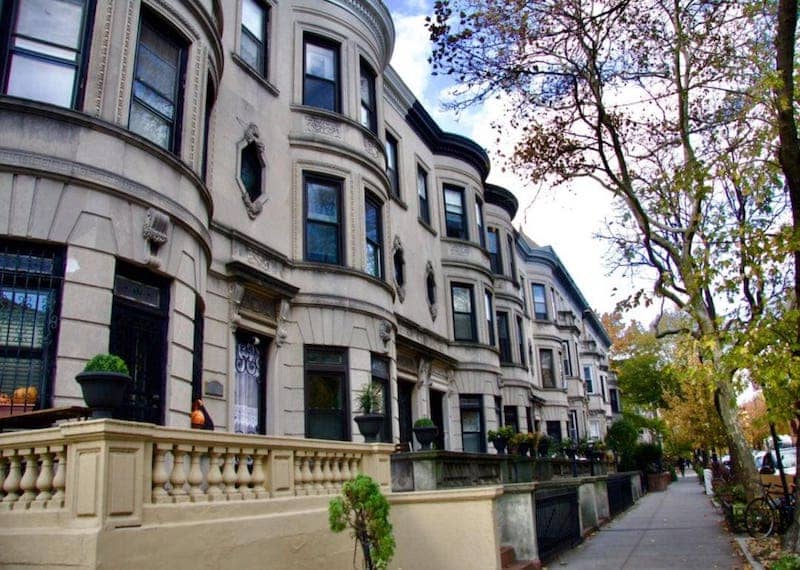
top-left (413, 417), bottom-right (434, 428)
top-left (487, 426), bottom-right (515, 441)
top-left (329, 474), bottom-right (395, 570)
top-left (633, 442), bottom-right (664, 473)
top-left (83, 354), bottom-right (129, 375)
top-left (772, 555), bottom-right (800, 570)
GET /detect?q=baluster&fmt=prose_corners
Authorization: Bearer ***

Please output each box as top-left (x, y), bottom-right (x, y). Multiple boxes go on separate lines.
top-left (0, 454), bottom-right (8, 502)
top-left (237, 448), bottom-right (254, 500)
top-left (321, 454), bottom-right (334, 493)
top-left (169, 445), bottom-right (190, 503)
top-left (340, 453), bottom-right (352, 482)
top-left (32, 447), bottom-right (53, 509)
top-left (350, 456), bottom-right (361, 477)
top-left (188, 447), bottom-right (206, 502)
top-left (1, 451), bottom-right (21, 509)
top-left (222, 450), bottom-right (240, 500)
top-left (312, 453), bottom-right (324, 495)
top-left (152, 443), bottom-right (172, 503)
top-left (17, 448), bottom-right (38, 509)
top-left (294, 453), bottom-right (305, 496)
top-left (207, 448), bottom-right (224, 502)
top-left (251, 449), bottom-right (268, 499)
top-left (331, 454), bottom-right (343, 491)
top-left (301, 453), bottom-right (314, 496)
top-left (50, 446), bottom-right (66, 508)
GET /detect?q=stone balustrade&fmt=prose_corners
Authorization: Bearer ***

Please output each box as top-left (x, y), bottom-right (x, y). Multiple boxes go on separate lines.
top-left (0, 419), bottom-right (393, 528)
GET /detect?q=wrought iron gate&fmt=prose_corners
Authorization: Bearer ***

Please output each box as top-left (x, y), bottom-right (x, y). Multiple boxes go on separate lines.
top-left (535, 487), bottom-right (580, 562)
top-left (607, 474), bottom-right (634, 516)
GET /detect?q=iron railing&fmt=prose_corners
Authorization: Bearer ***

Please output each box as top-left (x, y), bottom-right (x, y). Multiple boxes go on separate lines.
top-left (607, 473), bottom-right (634, 516)
top-left (535, 487), bottom-right (580, 562)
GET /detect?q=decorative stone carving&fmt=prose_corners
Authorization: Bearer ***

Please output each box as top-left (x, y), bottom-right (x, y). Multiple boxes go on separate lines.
top-left (448, 243), bottom-right (471, 257)
top-left (379, 321), bottom-right (392, 346)
top-left (425, 261), bottom-right (438, 321)
top-left (363, 135), bottom-right (379, 159)
top-left (143, 208), bottom-right (170, 268)
top-left (275, 300), bottom-right (290, 348)
top-left (304, 115), bottom-right (342, 139)
top-left (418, 359), bottom-right (431, 386)
top-left (229, 283), bottom-right (245, 329)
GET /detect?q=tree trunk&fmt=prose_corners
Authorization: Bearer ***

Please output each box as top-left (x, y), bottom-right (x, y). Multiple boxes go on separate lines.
top-left (716, 375), bottom-right (762, 502)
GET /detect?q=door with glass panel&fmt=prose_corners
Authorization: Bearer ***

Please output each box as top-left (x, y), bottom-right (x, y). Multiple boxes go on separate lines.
top-left (233, 331), bottom-right (267, 434)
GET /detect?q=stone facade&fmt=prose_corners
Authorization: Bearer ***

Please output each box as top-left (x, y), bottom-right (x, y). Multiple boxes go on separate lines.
top-left (0, 0), bottom-right (617, 450)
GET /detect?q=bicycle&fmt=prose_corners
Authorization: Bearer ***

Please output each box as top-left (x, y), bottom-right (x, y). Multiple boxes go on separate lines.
top-left (745, 483), bottom-right (797, 538)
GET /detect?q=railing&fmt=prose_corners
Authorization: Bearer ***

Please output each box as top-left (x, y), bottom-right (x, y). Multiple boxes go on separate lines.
top-left (535, 486), bottom-right (581, 562)
top-left (607, 473), bottom-right (634, 516)
top-left (0, 419), bottom-right (393, 526)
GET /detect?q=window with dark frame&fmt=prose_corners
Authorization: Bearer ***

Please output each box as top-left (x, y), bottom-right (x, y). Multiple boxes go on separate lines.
top-left (497, 311), bottom-right (511, 364)
top-left (526, 406), bottom-right (533, 432)
top-left (546, 420), bottom-right (562, 442)
top-left (1, 0), bottom-right (93, 109)
top-left (451, 283), bottom-right (476, 342)
top-left (506, 234), bottom-right (516, 279)
top-left (233, 330), bottom-right (267, 435)
top-left (460, 394), bottom-right (485, 453)
top-left (305, 346), bottom-right (348, 441)
top-left (359, 59), bottom-right (377, 133)
top-left (370, 354), bottom-right (392, 442)
top-left (417, 165), bottom-right (430, 224)
top-left (487, 228), bottom-right (502, 274)
top-left (562, 340), bottom-right (573, 376)
top-left (443, 185), bottom-right (467, 239)
top-left (191, 295), bottom-right (204, 400)
top-left (610, 388), bottom-right (621, 413)
top-left (393, 248), bottom-right (405, 287)
top-left (532, 283), bottom-right (548, 320)
top-left (540, 348), bottom-right (556, 388)
top-left (495, 395), bottom-right (502, 427)
top-left (129, 13), bottom-right (187, 153)
top-left (503, 405), bottom-right (519, 433)
top-left (475, 197), bottom-right (485, 248)
top-left (385, 133), bottom-right (399, 198)
top-left (485, 291), bottom-right (495, 346)
top-left (303, 33), bottom-right (339, 112)
top-left (304, 174), bottom-right (342, 265)
top-left (364, 193), bottom-right (383, 279)
top-left (240, 0), bottom-right (269, 76)
top-left (568, 409), bottom-right (579, 442)
top-left (516, 316), bottom-right (526, 366)
top-left (583, 365), bottom-right (594, 393)
top-left (240, 142), bottom-right (263, 202)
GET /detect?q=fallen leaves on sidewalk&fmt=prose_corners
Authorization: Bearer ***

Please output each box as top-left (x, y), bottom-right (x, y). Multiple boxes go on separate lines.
top-left (745, 536), bottom-right (785, 568)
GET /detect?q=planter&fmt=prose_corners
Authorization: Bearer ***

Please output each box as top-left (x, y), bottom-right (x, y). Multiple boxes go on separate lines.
top-left (75, 371), bottom-right (132, 418)
top-left (355, 413), bottom-right (384, 443)
top-left (491, 437), bottom-right (508, 454)
top-left (647, 471), bottom-right (671, 492)
top-left (413, 425), bottom-right (439, 450)
top-left (517, 442), bottom-right (530, 457)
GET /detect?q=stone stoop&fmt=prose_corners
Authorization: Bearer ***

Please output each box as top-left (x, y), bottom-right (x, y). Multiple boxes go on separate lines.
top-left (500, 545), bottom-right (540, 570)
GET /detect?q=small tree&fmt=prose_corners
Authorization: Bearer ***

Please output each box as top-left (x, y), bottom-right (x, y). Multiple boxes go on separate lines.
top-left (329, 474), bottom-right (395, 570)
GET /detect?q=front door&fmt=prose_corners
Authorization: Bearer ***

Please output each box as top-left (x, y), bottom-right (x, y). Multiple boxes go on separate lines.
top-left (431, 389), bottom-right (445, 451)
top-left (398, 380), bottom-right (414, 445)
top-left (234, 331), bottom-right (268, 434)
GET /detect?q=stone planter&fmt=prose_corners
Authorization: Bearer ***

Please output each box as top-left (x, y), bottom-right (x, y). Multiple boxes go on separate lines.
top-left (413, 425), bottom-right (438, 450)
top-left (75, 371), bottom-right (132, 418)
top-left (355, 413), bottom-right (384, 443)
top-left (647, 471), bottom-right (671, 492)
top-left (491, 437), bottom-right (508, 454)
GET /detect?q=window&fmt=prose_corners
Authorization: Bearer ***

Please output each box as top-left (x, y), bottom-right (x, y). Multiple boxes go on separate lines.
top-left (610, 388), bottom-right (621, 413)
top-left (600, 375), bottom-right (607, 402)
top-left (0, 240), bottom-right (64, 412)
top-left (451, 284), bottom-right (476, 342)
top-left (497, 311), bottom-right (511, 364)
top-left (460, 395), bottom-right (485, 453)
top-left (426, 268), bottom-right (436, 306)
top-left (364, 194), bottom-right (383, 279)
top-left (129, 14), bottom-right (186, 152)
top-left (583, 365), bottom-right (594, 393)
top-left (487, 228), bottom-right (502, 274)
top-left (546, 420), bottom-right (562, 442)
top-left (526, 407), bottom-right (533, 432)
top-left (495, 396), bottom-right (502, 427)
top-left (540, 348), bottom-right (556, 388)
top-left (304, 174), bottom-right (342, 265)
top-left (562, 340), bottom-right (573, 376)
top-left (371, 355), bottom-right (392, 442)
top-left (305, 346), bottom-right (348, 441)
top-left (385, 133), bottom-right (399, 198)
top-left (1, 0), bottom-right (92, 108)
top-left (393, 248), bottom-right (405, 288)
top-left (359, 59), bottom-right (377, 132)
top-left (568, 410), bottom-right (579, 442)
top-left (234, 331), bottom-right (267, 434)
top-left (240, 142), bottom-right (263, 202)
top-left (504, 405), bottom-right (519, 433)
top-left (506, 235), bottom-right (516, 279)
top-left (475, 197), bottom-right (485, 248)
top-left (532, 283), bottom-right (548, 320)
top-left (444, 185), bottom-right (467, 239)
top-left (303, 34), bottom-right (339, 112)
top-left (516, 316), bottom-right (526, 366)
top-left (417, 165), bottom-right (430, 224)
top-left (240, 0), bottom-right (269, 76)
top-left (589, 419), bottom-right (601, 440)
top-left (485, 291), bottom-right (495, 346)
top-left (191, 296), bottom-right (205, 401)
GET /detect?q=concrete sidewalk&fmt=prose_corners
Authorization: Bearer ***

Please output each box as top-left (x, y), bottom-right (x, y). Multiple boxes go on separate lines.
top-left (550, 470), bottom-right (743, 569)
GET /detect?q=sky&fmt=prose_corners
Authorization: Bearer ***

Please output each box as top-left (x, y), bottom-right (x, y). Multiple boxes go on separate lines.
top-left (384, 0), bottom-right (658, 325)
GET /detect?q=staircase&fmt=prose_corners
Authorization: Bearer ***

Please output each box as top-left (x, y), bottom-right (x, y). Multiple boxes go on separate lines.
top-left (500, 546), bottom-right (539, 570)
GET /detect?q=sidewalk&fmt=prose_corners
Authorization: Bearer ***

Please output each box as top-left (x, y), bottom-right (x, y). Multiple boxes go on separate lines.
top-left (550, 470), bottom-right (743, 569)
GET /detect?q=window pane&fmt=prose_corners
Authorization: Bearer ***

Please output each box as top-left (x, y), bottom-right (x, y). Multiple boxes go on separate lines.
top-left (445, 188), bottom-right (463, 214)
top-left (366, 244), bottom-right (380, 277)
top-left (139, 24), bottom-right (180, 71)
top-left (308, 373), bottom-right (342, 409)
top-left (129, 101), bottom-right (170, 148)
top-left (365, 201), bottom-right (380, 242)
top-left (17, 0), bottom-right (84, 49)
top-left (133, 81), bottom-right (174, 118)
top-left (240, 144), bottom-right (262, 201)
top-left (360, 72), bottom-right (373, 107)
top-left (452, 287), bottom-right (471, 313)
top-left (454, 314), bottom-right (473, 340)
top-left (306, 223), bottom-right (339, 264)
top-left (240, 31), bottom-right (261, 70)
top-left (136, 44), bottom-right (178, 104)
top-left (462, 409), bottom-right (480, 432)
top-left (307, 182), bottom-right (339, 223)
top-left (14, 38), bottom-right (77, 61)
top-left (7, 54), bottom-right (75, 107)
top-left (303, 77), bottom-right (335, 110)
top-left (242, 0), bottom-right (265, 41)
top-left (306, 43), bottom-right (335, 80)
top-left (306, 349), bottom-right (345, 366)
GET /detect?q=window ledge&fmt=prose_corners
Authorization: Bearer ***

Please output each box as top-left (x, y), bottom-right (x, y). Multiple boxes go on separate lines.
top-left (294, 261), bottom-right (396, 297)
top-left (232, 53), bottom-right (279, 97)
top-left (390, 195), bottom-right (408, 210)
top-left (418, 218), bottom-right (437, 236)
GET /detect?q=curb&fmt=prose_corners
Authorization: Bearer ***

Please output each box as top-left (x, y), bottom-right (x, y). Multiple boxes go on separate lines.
top-left (733, 536), bottom-right (763, 570)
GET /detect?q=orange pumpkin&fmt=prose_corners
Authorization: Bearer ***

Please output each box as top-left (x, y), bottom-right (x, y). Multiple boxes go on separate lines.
top-left (13, 386), bottom-right (37, 404)
top-left (191, 409), bottom-right (205, 427)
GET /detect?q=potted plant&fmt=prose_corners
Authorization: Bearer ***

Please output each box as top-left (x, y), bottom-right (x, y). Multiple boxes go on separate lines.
top-left (537, 434), bottom-right (552, 457)
top-left (75, 353), bottom-right (132, 418)
top-left (329, 474), bottom-right (395, 570)
top-left (488, 425), bottom-right (515, 454)
top-left (510, 432), bottom-right (541, 457)
top-left (354, 382), bottom-right (384, 443)
top-left (412, 417), bottom-right (438, 450)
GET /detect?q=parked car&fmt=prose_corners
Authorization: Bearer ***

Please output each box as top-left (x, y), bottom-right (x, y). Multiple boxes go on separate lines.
top-left (754, 449), bottom-right (797, 475)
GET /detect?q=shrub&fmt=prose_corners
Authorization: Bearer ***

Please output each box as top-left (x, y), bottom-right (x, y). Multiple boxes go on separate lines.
top-left (633, 442), bottom-right (664, 473)
top-left (357, 382), bottom-right (383, 414)
top-left (83, 354), bottom-right (129, 375)
top-left (329, 474), bottom-right (395, 570)
top-left (773, 555), bottom-right (800, 570)
top-left (488, 426), bottom-right (515, 441)
top-left (413, 417), bottom-right (434, 428)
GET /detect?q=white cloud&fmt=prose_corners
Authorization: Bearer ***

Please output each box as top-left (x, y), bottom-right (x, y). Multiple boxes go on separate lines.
top-left (389, 14), bottom-right (432, 100)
